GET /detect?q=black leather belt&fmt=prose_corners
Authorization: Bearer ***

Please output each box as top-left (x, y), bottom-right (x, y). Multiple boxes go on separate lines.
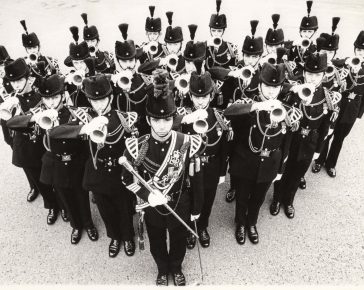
top-left (97, 158), bottom-right (119, 168)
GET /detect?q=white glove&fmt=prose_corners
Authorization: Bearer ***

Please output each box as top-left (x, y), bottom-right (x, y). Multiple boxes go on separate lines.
top-left (148, 190), bottom-right (168, 207)
top-left (218, 176), bottom-right (225, 184)
top-left (65, 72), bottom-right (75, 84)
top-left (0, 97), bottom-right (19, 120)
top-left (80, 116), bottom-right (108, 135)
top-left (228, 69), bottom-right (242, 79)
top-left (312, 152), bottom-right (320, 161)
top-left (272, 174), bottom-right (282, 183)
top-left (190, 214), bottom-right (200, 221)
top-left (182, 109), bottom-right (208, 124)
top-left (159, 56), bottom-right (168, 67)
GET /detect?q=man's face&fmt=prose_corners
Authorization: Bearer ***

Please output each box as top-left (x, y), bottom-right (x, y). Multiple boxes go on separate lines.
top-left (304, 71), bottom-right (324, 87)
top-left (42, 94), bottom-right (63, 109)
top-left (266, 44), bottom-right (282, 54)
top-left (25, 46), bottom-right (39, 55)
top-left (300, 30), bottom-right (315, 39)
top-left (149, 116), bottom-right (173, 137)
top-left (118, 58), bottom-right (136, 70)
top-left (166, 42), bottom-right (182, 54)
top-left (321, 49), bottom-right (335, 61)
top-left (260, 83), bottom-right (281, 100)
top-left (243, 53), bottom-right (261, 67)
top-left (191, 94), bottom-right (212, 109)
top-left (355, 48), bottom-right (364, 59)
top-left (146, 31), bottom-right (160, 42)
top-left (72, 60), bottom-right (87, 71)
top-left (90, 96), bottom-right (111, 115)
top-left (210, 28), bottom-right (224, 38)
top-left (10, 77), bottom-right (27, 91)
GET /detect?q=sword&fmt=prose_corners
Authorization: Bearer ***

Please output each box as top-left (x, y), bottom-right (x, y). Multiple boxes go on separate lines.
top-left (119, 156), bottom-right (199, 238)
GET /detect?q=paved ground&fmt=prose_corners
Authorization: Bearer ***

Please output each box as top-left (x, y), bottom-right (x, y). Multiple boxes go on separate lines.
top-left (0, 0), bottom-right (364, 287)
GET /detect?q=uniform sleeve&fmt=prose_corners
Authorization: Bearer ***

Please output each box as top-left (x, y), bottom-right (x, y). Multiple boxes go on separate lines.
top-left (1, 119), bottom-right (13, 146)
top-left (218, 130), bottom-right (229, 178)
top-left (208, 66), bottom-right (232, 81)
top-left (6, 115), bottom-right (34, 133)
top-left (138, 59), bottom-right (161, 75)
top-left (224, 103), bottom-right (253, 118)
top-left (48, 123), bottom-right (83, 139)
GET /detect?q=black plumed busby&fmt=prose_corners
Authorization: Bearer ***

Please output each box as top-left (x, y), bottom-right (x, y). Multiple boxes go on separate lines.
top-left (304, 52), bottom-right (327, 73)
top-left (164, 11), bottom-right (183, 43)
top-left (64, 26), bottom-right (90, 67)
top-left (265, 14), bottom-right (284, 45)
top-left (318, 17), bottom-right (340, 51)
top-left (259, 63), bottom-right (285, 86)
top-left (0, 46), bottom-right (11, 65)
top-left (189, 59), bottom-right (214, 97)
top-left (81, 13), bottom-right (100, 41)
top-left (300, 1), bottom-right (318, 31)
top-left (20, 20), bottom-right (40, 48)
top-left (115, 23), bottom-right (137, 60)
top-left (146, 69), bottom-right (176, 118)
top-left (354, 31), bottom-right (364, 49)
top-left (242, 20), bottom-right (263, 55)
top-left (209, 0), bottom-right (227, 29)
top-left (83, 74), bottom-right (113, 100)
top-left (37, 74), bottom-right (65, 98)
top-left (183, 25), bottom-right (206, 61)
top-left (145, 6), bottom-right (162, 32)
top-left (4, 58), bottom-right (30, 81)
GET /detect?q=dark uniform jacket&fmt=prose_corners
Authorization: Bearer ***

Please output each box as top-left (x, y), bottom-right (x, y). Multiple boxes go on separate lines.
top-left (122, 131), bottom-right (204, 230)
top-left (205, 40), bottom-right (238, 70)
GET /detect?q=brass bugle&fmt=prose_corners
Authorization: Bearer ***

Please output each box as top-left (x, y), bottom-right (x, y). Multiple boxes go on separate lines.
top-left (269, 102), bottom-right (287, 123)
top-left (147, 41), bottom-right (159, 55)
top-left (116, 71), bottom-right (133, 90)
top-left (89, 117), bottom-right (109, 144)
top-left (297, 84), bottom-right (314, 104)
top-left (89, 46), bottom-right (96, 53)
top-left (38, 109), bottom-right (58, 130)
top-left (29, 53), bottom-right (38, 63)
top-left (348, 57), bottom-right (362, 70)
top-left (301, 38), bottom-right (311, 49)
top-left (175, 73), bottom-right (190, 94)
top-left (240, 66), bottom-right (255, 81)
top-left (72, 70), bottom-right (85, 86)
top-left (325, 64), bottom-right (335, 77)
top-left (193, 118), bottom-right (208, 134)
top-left (213, 37), bottom-right (222, 47)
top-left (0, 96), bottom-right (19, 120)
top-left (166, 54), bottom-right (178, 71)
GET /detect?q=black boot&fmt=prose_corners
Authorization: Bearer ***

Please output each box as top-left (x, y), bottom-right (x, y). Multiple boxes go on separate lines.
top-left (27, 188), bottom-right (39, 202)
top-left (47, 208), bottom-right (58, 225)
top-left (109, 239), bottom-right (121, 258)
top-left (326, 167), bottom-right (336, 178)
top-left (270, 200), bottom-right (281, 216)
top-left (284, 204), bottom-right (295, 219)
top-left (225, 188), bottom-right (236, 202)
top-left (71, 228), bottom-right (82, 244)
top-left (156, 273), bottom-right (168, 286)
top-left (61, 209), bottom-right (69, 222)
top-left (311, 162), bottom-right (322, 173)
top-left (235, 225), bottom-right (246, 245)
top-left (247, 225), bottom-right (259, 244)
top-left (172, 271), bottom-right (186, 286)
top-left (186, 231), bottom-right (196, 249)
top-left (124, 240), bottom-right (135, 256)
top-left (198, 228), bottom-right (210, 248)
top-left (298, 177), bottom-right (306, 189)
top-left (86, 226), bottom-right (99, 241)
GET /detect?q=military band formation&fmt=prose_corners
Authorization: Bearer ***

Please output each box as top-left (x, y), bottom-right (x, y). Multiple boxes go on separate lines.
top-left (0, 0), bottom-right (363, 286)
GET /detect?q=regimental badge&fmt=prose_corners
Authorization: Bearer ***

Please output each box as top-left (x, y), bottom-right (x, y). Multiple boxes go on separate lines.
top-left (169, 150), bottom-right (182, 168)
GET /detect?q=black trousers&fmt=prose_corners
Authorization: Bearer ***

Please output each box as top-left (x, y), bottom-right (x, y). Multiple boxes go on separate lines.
top-left (197, 157), bottom-right (220, 230)
top-left (324, 122), bottom-right (355, 168)
top-left (23, 167), bottom-right (58, 209)
top-left (23, 168), bottom-right (36, 191)
top-left (234, 176), bottom-right (271, 226)
top-left (55, 186), bottom-right (93, 230)
top-left (146, 222), bottom-right (187, 275)
top-left (93, 190), bottom-right (135, 241)
top-left (316, 132), bottom-right (334, 165)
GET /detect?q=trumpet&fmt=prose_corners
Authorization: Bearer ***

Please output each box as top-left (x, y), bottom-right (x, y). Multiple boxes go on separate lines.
top-left (297, 83), bottom-right (315, 104)
top-left (166, 54), bottom-right (179, 71)
top-left (239, 66), bottom-right (255, 81)
top-left (89, 116), bottom-right (109, 144)
top-left (346, 57), bottom-right (362, 71)
top-left (193, 118), bottom-right (208, 135)
top-left (300, 38), bottom-right (311, 49)
top-left (269, 102), bottom-right (287, 123)
top-left (115, 70), bottom-right (133, 91)
top-left (0, 95), bottom-right (19, 120)
top-left (212, 36), bottom-right (222, 47)
top-left (38, 109), bottom-right (58, 130)
top-left (28, 53), bottom-right (38, 64)
top-left (89, 45), bottom-right (96, 56)
top-left (146, 41), bottom-right (159, 55)
top-left (175, 73), bottom-right (190, 95)
top-left (325, 64), bottom-right (336, 77)
top-left (260, 53), bottom-right (277, 65)
top-left (71, 70), bottom-right (85, 86)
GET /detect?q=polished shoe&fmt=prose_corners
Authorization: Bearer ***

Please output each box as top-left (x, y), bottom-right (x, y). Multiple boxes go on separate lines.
top-left (71, 228), bottom-right (82, 244)
top-left (298, 177), bottom-right (306, 189)
top-left (47, 208), bottom-right (58, 225)
top-left (225, 188), bottom-right (236, 202)
top-left (172, 271), bottom-right (186, 286)
top-left (235, 225), bottom-right (246, 245)
top-left (311, 162), bottom-right (322, 173)
top-left (247, 225), bottom-right (259, 244)
top-left (270, 200), bottom-right (281, 216)
top-left (326, 167), bottom-right (336, 178)
top-left (124, 240), bottom-right (135, 256)
top-left (60, 209), bottom-right (70, 222)
top-left (156, 273), bottom-right (168, 286)
top-left (198, 228), bottom-right (210, 248)
top-left (109, 239), bottom-right (121, 258)
top-left (26, 188), bottom-right (39, 202)
top-left (186, 231), bottom-right (196, 249)
top-left (86, 226), bottom-right (99, 241)
top-left (284, 204), bottom-right (295, 219)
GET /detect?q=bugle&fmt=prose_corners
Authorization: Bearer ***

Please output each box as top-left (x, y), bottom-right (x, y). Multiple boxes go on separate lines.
top-left (175, 73), bottom-right (190, 95)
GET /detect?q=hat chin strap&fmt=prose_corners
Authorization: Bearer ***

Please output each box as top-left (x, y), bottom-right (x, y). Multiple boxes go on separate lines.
top-left (98, 95), bottom-right (113, 116)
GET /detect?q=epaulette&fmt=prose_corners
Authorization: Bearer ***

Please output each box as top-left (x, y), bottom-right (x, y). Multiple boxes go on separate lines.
top-left (213, 108), bottom-right (229, 130)
top-left (176, 107), bottom-right (187, 116)
top-left (285, 106), bottom-right (303, 127)
top-left (226, 42), bottom-right (239, 58)
top-left (116, 110), bottom-right (137, 133)
top-left (323, 87), bottom-right (342, 110)
top-left (189, 134), bottom-right (202, 158)
top-left (69, 106), bottom-right (90, 124)
top-left (338, 67), bottom-right (349, 81)
top-left (125, 134), bottom-right (150, 161)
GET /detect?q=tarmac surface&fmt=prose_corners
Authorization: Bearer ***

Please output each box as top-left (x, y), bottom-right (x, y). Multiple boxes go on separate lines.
top-left (0, 0), bottom-right (364, 287)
